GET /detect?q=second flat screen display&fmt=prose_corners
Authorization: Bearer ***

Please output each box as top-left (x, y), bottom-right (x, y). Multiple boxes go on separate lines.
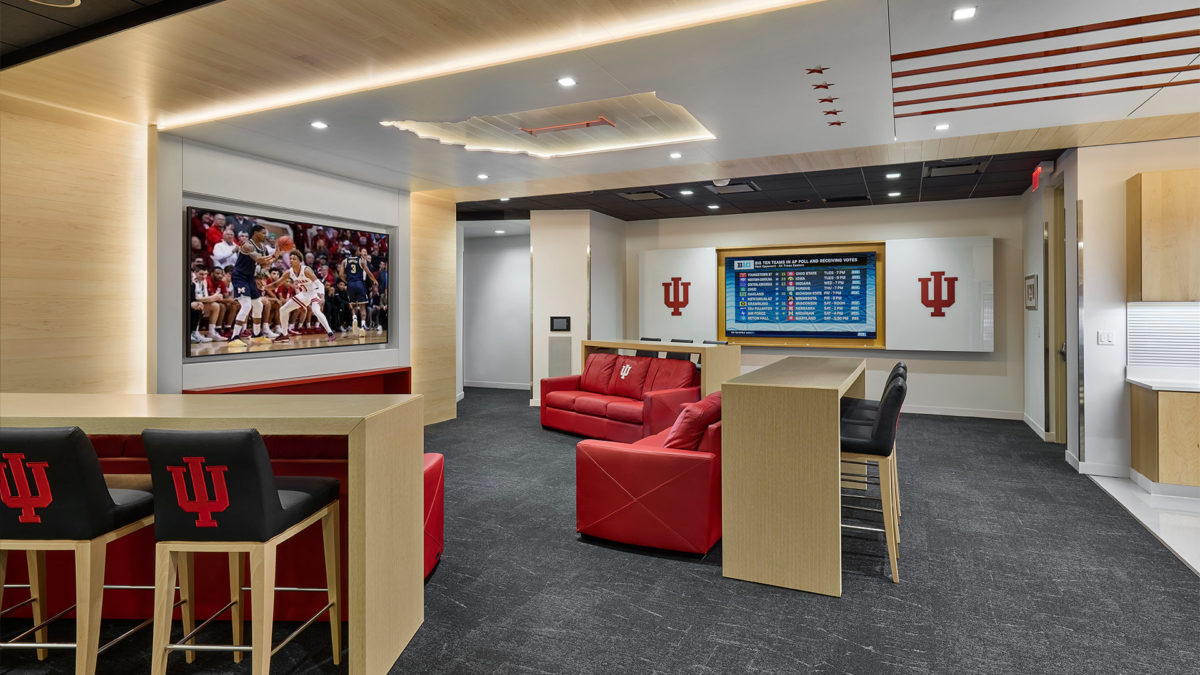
top-left (724, 251), bottom-right (877, 339)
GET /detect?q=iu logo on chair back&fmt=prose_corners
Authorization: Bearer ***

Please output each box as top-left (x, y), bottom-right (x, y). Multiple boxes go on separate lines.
top-left (167, 456), bottom-right (230, 527)
top-left (918, 271), bottom-right (958, 317)
top-left (0, 453), bottom-right (53, 523)
top-left (662, 276), bottom-right (691, 316)
top-left (619, 363), bottom-right (632, 379)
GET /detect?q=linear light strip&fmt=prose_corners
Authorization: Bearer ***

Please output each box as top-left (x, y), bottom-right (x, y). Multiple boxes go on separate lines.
top-left (382, 120), bottom-right (715, 158)
top-left (893, 65), bottom-right (1200, 107)
top-left (157, 0), bottom-right (822, 129)
top-left (892, 78), bottom-right (1200, 117)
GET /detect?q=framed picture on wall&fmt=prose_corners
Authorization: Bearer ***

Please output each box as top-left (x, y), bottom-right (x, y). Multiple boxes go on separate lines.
top-left (1024, 274), bottom-right (1038, 310)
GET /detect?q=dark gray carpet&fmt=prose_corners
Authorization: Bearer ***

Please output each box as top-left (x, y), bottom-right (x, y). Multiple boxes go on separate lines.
top-left (4, 387), bottom-right (1198, 674)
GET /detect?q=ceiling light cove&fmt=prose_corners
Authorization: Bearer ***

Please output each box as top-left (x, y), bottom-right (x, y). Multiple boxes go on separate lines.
top-left (380, 92), bottom-right (715, 159)
top-left (156, 0), bottom-right (820, 129)
top-left (557, 76), bottom-right (577, 87)
top-left (952, 7), bottom-right (977, 21)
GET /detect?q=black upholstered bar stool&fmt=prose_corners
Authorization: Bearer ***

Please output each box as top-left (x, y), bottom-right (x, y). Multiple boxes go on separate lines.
top-left (636, 336), bottom-right (662, 357)
top-left (0, 426), bottom-right (155, 674)
top-left (841, 362), bottom-right (907, 516)
top-left (839, 378), bottom-right (907, 583)
top-left (667, 338), bottom-right (695, 361)
top-left (143, 428), bottom-right (341, 675)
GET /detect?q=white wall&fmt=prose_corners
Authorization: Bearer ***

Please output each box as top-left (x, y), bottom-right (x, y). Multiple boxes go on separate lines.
top-left (588, 212), bottom-right (626, 341)
top-left (1022, 185), bottom-right (1051, 437)
top-left (530, 210), bottom-right (592, 402)
top-left (463, 235), bottom-right (531, 389)
top-left (1068, 137), bottom-right (1200, 477)
top-left (623, 197), bottom-right (1028, 419)
top-left (155, 137), bottom-right (411, 391)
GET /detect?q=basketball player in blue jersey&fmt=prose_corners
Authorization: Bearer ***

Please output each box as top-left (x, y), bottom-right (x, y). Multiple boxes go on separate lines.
top-left (229, 224), bottom-right (281, 345)
top-left (338, 246), bottom-right (377, 336)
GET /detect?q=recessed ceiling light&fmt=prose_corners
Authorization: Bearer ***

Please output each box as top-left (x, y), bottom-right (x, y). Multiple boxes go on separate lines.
top-left (499, 197), bottom-right (510, 202)
top-left (935, 123), bottom-right (950, 131)
top-left (888, 191), bottom-right (901, 197)
top-left (952, 7), bottom-right (976, 20)
top-left (707, 204), bottom-right (720, 210)
top-left (477, 173), bottom-right (489, 180)
top-left (669, 152), bottom-right (683, 159)
top-left (310, 120), bottom-right (328, 129)
top-left (679, 190), bottom-right (694, 196)
top-left (885, 172), bottom-right (901, 179)
top-left (494, 230), bottom-right (506, 234)
top-left (557, 76), bottom-right (577, 87)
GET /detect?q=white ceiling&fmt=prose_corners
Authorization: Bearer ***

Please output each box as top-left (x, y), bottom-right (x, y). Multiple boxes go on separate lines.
top-left (167, 0), bottom-right (1200, 195)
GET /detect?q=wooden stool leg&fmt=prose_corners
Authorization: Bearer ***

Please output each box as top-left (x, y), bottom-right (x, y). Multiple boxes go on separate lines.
top-left (878, 455), bottom-right (900, 583)
top-left (249, 543), bottom-right (277, 675)
top-left (26, 550), bottom-right (49, 661)
top-left (151, 544), bottom-right (178, 675)
top-left (175, 551), bottom-right (196, 663)
top-left (321, 502), bottom-right (342, 665)
top-left (229, 552), bottom-right (245, 663)
top-left (892, 446), bottom-right (901, 518)
top-left (74, 540), bottom-right (106, 675)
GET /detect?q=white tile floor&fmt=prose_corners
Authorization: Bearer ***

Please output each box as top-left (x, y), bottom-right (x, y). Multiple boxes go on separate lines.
top-left (1092, 475), bottom-right (1200, 576)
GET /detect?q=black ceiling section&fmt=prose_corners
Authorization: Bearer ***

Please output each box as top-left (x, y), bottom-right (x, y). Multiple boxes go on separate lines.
top-left (456, 149), bottom-right (1065, 222)
top-left (1, 0), bottom-right (221, 67)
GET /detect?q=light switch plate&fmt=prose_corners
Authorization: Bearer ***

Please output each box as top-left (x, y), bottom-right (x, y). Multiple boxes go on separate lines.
top-left (1097, 331), bottom-right (1115, 345)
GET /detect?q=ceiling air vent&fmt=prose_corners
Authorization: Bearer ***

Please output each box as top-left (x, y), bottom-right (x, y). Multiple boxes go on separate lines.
top-left (617, 190), bottom-right (668, 201)
top-left (705, 181), bottom-right (761, 194)
top-left (823, 195), bottom-right (870, 204)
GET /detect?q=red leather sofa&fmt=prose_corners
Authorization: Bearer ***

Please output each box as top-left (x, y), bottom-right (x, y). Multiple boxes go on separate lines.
top-left (575, 392), bottom-right (723, 554)
top-left (3, 436), bottom-right (443, 621)
top-left (541, 352), bottom-right (701, 443)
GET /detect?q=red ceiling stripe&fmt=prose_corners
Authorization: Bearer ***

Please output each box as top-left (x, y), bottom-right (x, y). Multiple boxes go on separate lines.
top-left (892, 30), bottom-right (1200, 78)
top-left (894, 49), bottom-right (1200, 92)
top-left (893, 78), bottom-right (1200, 117)
top-left (894, 65), bottom-right (1200, 106)
top-left (892, 8), bottom-right (1199, 61)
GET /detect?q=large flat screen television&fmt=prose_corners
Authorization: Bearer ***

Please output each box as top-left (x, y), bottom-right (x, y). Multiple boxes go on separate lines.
top-left (185, 206), bottom-right (389, 359)
top-left (718, 243), bottom-right (885, 348)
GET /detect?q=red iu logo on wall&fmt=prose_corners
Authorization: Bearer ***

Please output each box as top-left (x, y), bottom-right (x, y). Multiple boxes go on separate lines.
top-left (663, 277), bottom-right (691, 316)
top-left (167, 457), bottom-right (230, 528)
top-left (919, 271), bottom-right (958, 317)
top-left (0, 453), bottom-right (53, 523)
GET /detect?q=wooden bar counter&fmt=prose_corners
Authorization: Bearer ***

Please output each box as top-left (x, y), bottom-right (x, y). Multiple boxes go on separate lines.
top-left (721, 356), bottom-right (866, 597)
top-left (0, 393), bottom-right (424, 675)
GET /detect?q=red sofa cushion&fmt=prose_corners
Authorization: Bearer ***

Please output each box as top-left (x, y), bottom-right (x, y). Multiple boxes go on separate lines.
top-left (646, 358), bottom-right (696, 393)
top-left (607, 399), bottom-right (644, 424)
top-left (581, 353), bottom-right (618, 394)
top-left (545, 390), bottom-right (589, 411)
top-left (574, 394), bottom-right (628, 417)
top-left (664, 392), bottom-right (722, 450)
top-left (608, 355), bottom-right (652, 399)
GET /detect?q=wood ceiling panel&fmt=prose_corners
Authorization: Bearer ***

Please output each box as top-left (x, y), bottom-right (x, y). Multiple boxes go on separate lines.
top-left (0, 0), bottom-right (825, 125)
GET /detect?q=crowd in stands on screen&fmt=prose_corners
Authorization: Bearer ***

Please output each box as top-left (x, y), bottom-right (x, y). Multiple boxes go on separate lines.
top-left (188, 210), bottom-right (389, 345)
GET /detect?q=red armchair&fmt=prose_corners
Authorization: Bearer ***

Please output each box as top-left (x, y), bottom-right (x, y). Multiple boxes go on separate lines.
top-left (575, 393), bottom-right (723, 554)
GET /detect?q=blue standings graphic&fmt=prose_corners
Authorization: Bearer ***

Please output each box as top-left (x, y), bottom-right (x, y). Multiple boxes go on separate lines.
top-left (725, 252), bottom-right (876, 339)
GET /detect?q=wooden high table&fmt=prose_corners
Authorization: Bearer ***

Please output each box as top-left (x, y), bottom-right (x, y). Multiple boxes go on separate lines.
top-left (721, 356), bottom-right (866, 597)
top-left (580, 340), bottom-right (741, 396)
top-left (0, 393), bottom-right (424, 675)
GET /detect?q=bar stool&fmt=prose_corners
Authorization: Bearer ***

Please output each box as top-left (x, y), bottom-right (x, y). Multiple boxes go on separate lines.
top-left (0, 426), bottom-right (155, 674)
top-left (636, 336), bottom-right (661, 358)
top-left (667, 338), bottom-right (694, 361)
top-left (142, 428), bottom-right (341, 675)
top-left (839, 378), bottom-right (907, 583)
top-left (842, 362), bottom-right (907, 517)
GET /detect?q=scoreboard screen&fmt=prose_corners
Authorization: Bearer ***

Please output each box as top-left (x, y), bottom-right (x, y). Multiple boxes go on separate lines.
top-left (724, 251), bottom-right (877, 339)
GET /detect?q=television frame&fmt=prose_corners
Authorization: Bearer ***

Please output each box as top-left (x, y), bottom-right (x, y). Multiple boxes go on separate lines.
top-left (183, 205), bottom-right (392, 361)
top-left (717, 242), bottom-right (886, 349)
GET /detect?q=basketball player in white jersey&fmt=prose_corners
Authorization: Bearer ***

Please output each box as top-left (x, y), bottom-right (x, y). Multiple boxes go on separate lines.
top-left (267, 254), bottom-right (337, 342)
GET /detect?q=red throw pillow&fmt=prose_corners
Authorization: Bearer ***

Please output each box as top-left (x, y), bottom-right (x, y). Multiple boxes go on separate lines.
top-left (663, 392), bottom-right (722, 450)
top-left (608, 356), bottom-right (653, 399)
top-left (580, 353), bottom-right (618, 394)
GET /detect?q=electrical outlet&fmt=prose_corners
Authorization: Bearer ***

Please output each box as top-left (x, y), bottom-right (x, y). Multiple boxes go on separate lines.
top-left (1097, 331), bottom-right (1115, 346)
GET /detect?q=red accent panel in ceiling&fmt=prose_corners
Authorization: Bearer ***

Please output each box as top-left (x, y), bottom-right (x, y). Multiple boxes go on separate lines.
top-left (890, 9), bottom-right (1200, 119)
top-left (519, 115), bottom-right (615, 136)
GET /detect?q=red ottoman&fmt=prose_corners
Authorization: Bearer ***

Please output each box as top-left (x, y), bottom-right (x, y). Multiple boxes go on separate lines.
top-left (424, 453), bottom-right (445, 577)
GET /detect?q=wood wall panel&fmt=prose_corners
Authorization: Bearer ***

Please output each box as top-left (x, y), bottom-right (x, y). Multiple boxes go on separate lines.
top-left (0, 95), bottom-right (148, 393)
top-left (1126, 169), bottom-right (1200, 302)
top-left (1130, 384), bottom-right (1159, 481)
top-left (1158, 391), bottom-right (1200, 488)
top-left (409, 193), bottom-right (458, 424)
